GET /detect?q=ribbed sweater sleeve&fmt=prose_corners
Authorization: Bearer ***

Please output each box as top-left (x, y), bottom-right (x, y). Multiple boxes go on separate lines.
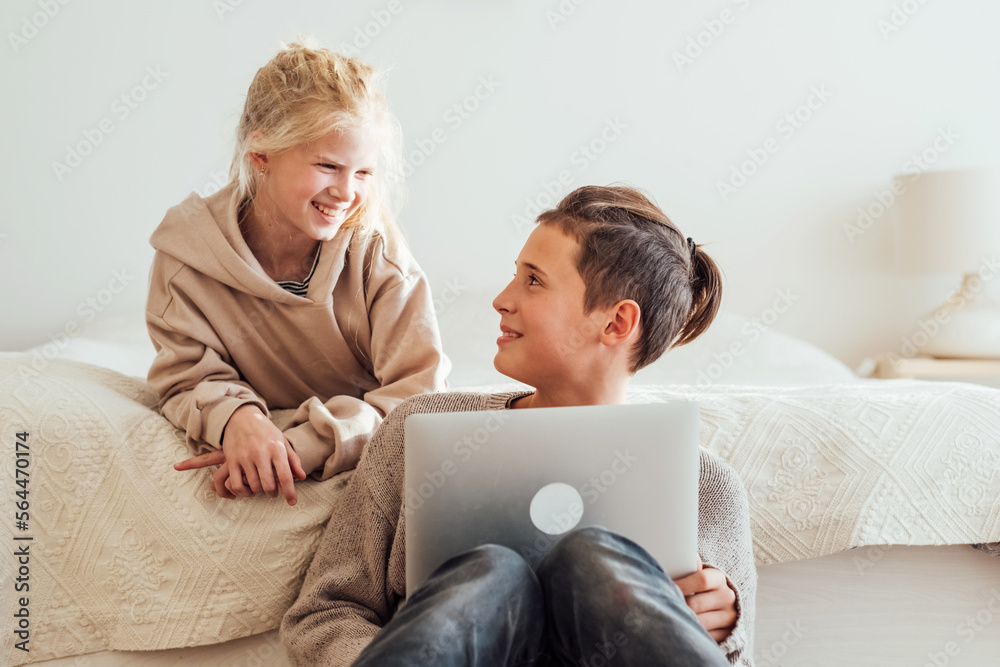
top-left (698, 450), bottom-right (757, 666)
top-left (279, 422), bottom-right (402, 666)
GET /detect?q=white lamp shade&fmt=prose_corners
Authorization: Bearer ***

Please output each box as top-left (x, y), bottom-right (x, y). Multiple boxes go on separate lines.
top-left (891, 167), bottom-right (1000, 275)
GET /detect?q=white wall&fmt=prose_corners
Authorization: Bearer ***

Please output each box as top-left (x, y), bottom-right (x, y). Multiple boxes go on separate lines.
top-left (2, 0), bottom-right (999, 370)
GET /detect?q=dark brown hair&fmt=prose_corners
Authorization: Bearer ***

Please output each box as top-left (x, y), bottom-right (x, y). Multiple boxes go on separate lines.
top-left (537, 185), bottom-right (722, 373)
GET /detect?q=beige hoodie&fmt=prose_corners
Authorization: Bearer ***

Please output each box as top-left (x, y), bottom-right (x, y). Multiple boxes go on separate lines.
top-left (145, 183), bottom-right (449, 480)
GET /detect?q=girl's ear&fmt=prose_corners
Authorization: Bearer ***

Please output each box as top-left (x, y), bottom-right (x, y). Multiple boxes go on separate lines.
top-left (249, 152), bottom-right (268, 172)
top-left (247, 130), bottom-right (269, 171)
top-left (601, 299), bottom-right (641, 346)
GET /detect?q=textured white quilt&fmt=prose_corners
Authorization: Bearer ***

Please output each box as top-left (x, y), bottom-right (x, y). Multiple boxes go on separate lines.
top-left (1, 354), bottom-right (998, 664)
top-left (625, 382), bottom-right (1000, 564)
top-left (0, 354), bottom-right (351, 665)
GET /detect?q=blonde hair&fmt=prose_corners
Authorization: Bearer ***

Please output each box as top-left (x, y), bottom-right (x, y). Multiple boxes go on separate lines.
top-left (229, 40), bottom-right (404, 245)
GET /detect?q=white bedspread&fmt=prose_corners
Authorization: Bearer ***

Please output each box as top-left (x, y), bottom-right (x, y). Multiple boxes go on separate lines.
top-left (0, 354), bottom-right (350, 665)
top-left (625, 382), bottom-right (1000, 564)
top-left (1, 355), bottom-right (998, 664)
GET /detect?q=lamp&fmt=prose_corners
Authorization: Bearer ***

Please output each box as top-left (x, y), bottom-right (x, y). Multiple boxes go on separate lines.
top-left (891, 167), bottom-right (1000, 358)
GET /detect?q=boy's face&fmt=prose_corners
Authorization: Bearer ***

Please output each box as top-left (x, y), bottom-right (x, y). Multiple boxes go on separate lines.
top-left (492, 224), bottom-right (608, 387)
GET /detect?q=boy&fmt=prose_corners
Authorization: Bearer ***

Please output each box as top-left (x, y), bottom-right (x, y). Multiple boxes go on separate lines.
top-left (281, 185), bottom-right (756, 666)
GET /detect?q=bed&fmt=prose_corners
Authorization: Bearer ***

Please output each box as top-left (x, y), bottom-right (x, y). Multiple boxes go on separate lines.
top-left (2, 288), bottom-right (998, 666)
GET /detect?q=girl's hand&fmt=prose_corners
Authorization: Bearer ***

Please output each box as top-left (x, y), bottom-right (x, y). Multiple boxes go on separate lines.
top-left (173, 453), bottom-right (267, 501)
top-left (175, 448), bottom-right (306, 504)
top-left (174, 405), bottom-right (307, 505)
top-left (672, 554), bottom-right (738, 643)
top-left (220, 404), bottom-right (306, 505)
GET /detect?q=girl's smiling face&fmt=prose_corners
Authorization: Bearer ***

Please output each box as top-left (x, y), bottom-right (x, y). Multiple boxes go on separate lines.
top-left (253, 125), bottom-right (380, 242)
top-left (492, 224), bottom-right (610, 388)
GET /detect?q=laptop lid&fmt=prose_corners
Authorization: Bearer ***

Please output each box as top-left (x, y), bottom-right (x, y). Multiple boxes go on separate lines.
top-left (404, 401), bottom-right (700, 596)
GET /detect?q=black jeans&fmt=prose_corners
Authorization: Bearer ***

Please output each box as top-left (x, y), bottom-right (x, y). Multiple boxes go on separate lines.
top-left (353, 526), bottom-right (731, 666)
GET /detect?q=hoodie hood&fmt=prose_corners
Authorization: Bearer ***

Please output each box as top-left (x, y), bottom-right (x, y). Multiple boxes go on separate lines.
top-left (150, 182), bottom-right (349, 304)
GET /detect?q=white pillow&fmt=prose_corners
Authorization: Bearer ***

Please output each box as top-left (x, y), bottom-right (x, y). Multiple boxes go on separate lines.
top-left (634, 311), bottom-right (857, 386)
top-left (23, 311), bottom-right (156, 379)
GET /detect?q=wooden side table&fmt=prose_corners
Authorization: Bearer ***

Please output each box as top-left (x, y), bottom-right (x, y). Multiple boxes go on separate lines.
top-left (868, 355), bottom-right (1000, 389)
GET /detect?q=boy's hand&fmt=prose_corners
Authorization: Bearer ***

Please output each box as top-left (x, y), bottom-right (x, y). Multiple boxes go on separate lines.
top-left (211, 459), bottom-right (236, 499)
top-left (672, 554), bottom-right (738, 642)
top-left (173, 405), bottom-right (307, 505)
top-left (175, 450), bottom-right (239, 499)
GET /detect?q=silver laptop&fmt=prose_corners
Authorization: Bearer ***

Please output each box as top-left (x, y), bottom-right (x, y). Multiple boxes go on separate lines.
top-left (403, 401), bottom-right (700, 596)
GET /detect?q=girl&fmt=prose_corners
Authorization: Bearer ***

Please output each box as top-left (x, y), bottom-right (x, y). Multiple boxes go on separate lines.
top-left (146, 42), bottom-right (448, 506)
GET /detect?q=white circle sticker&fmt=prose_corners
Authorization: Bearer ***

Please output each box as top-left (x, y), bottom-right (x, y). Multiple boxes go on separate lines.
top-left (529, 482), bottom-right (584, 535)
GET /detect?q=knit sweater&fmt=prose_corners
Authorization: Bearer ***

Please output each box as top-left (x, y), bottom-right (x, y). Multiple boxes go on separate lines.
top-left (281, 391), bottom-right (757, 666)
top-left (145, 182), bottom-right (450, 480)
